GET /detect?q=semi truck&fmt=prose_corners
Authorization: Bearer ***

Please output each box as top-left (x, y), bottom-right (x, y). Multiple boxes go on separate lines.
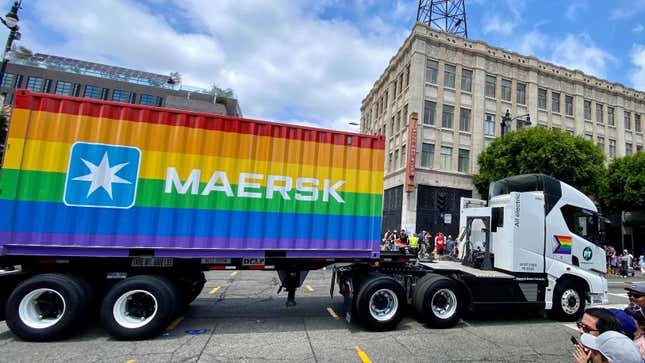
top-left (0, 91), bottom-right (607, 341)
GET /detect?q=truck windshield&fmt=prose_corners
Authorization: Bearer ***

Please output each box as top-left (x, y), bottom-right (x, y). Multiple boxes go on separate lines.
top-left (560, 205), bottom-right (602, 245)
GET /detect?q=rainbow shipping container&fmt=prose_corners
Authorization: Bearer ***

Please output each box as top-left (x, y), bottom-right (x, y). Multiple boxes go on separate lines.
top-left (0, 91), bottom-right (385, 260)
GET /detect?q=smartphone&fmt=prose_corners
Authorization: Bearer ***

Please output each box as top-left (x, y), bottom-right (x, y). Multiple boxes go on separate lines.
top-left (570, 336), bottom-right (579, 345)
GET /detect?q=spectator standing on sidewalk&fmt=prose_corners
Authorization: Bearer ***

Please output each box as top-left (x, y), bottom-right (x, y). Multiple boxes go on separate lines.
top-left (445, 235), bottom-right (455, 257)
top-left (640, 255), bottom-right (645, 275)
top-left (622, 249), bottom-right (634, 278)
top-left (611, 252), bottom-right (620, 276)
top-left (435, 232), bottom-right (446, 256)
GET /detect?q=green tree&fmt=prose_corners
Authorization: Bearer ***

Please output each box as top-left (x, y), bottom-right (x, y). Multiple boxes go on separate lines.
top-left (472, 127), bottom-right (605, 198)
top-left (600, 152), bottom-right (645, 213)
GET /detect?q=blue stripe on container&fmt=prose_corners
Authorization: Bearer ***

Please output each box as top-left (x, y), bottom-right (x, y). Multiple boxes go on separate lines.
top-left (0, 200), bottom-right (381, 241)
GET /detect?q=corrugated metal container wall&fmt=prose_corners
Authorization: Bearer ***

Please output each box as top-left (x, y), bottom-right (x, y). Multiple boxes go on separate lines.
top-left (0, 91), bottom-right (385, 259)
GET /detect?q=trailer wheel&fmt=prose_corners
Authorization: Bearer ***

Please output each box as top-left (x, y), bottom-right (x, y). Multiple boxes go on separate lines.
top-left (100, 275), bottom-right (178, 340)
top-left (355, 274), bottom-right (405, 331)
top-left (185, 272), bottom-right (206, 305)
top-left (550, 280), bottom-right (585, 321)
top-left (5, 274), bottom-right (87, 341)
top-left (415, 275), bottom-right (463, 329)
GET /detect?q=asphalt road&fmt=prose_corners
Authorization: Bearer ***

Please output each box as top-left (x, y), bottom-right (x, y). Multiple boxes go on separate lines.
top-left (0, 270), bottom-right (637, 363)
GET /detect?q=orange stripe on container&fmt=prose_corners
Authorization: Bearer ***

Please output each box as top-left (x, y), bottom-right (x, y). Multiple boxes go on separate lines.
top-left (8, 109), bottom-right (383, 172)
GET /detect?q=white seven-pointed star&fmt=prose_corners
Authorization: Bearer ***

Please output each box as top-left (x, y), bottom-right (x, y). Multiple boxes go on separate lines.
top-left (72, 152), bottom-right (131, 199)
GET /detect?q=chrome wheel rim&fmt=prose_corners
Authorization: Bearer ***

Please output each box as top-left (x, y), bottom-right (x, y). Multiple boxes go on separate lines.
top-left (561, 289), bottom-right (580, 315)
top-left (368, 288), bottom-right (399, 322)
top-left (113, 290), bottom-right (158, 329)
top-left (18, 288), bottom-right (66, 329)
top-left (431, 288), bottom-right (457, 319)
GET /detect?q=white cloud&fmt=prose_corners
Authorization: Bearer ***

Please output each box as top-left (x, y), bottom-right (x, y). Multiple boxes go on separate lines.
top-left (482, 14), bottom-right (514, 35)
top-left (610, 0), bottom-right (645, 19)
top-left (631, 44), bottom-right (645, 91)
top-left (517, 31), bottom-right (549, 56)
top-left (634, 24), bottom-right (644, 33)
top-left (24, 0), bottom-right (407, 131)
top-left (566, 0), bottom-right (587, 20)
top-left (549, 34), bottom-right (615, 78)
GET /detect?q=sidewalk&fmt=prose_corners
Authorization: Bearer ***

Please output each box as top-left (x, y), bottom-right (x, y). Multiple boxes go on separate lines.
top-left (606, 273), bottom-right (645, 284)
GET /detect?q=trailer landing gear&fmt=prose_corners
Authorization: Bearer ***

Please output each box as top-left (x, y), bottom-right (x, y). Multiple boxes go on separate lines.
top-left (277, 271), bottom-right (309, 307)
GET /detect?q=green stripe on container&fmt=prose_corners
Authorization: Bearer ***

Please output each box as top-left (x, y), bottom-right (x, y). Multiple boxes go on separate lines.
top-left (0, 169), bottom-right (383, 217)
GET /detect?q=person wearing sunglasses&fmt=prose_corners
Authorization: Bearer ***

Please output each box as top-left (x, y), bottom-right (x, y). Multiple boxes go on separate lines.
top-left (626, 282), bottom-right (645, 308)
top-left (577, 308), bottom-right (624, 337)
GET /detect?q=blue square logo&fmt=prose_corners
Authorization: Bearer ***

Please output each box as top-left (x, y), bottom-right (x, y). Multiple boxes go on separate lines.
top-left (64, 142), bottom-right (141, 209)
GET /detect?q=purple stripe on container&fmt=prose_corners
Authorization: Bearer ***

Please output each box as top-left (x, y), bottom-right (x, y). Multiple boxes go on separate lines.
top-left (154, 249), bottom-right (266, 258)
top-left (285, 250), bottom-right (375, 259)
top-left (4, 245), bottom-right (130, 257)
top-left (1, 232), bottom-right (379, 258)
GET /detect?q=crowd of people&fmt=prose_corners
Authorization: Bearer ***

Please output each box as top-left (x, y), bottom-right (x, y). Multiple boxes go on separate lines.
top-left (605, 245), bottom-right (641, 277)
top-left (381, 228), bottom-right (458, 260)
top-left (572, 282), bottom-right (645, 362)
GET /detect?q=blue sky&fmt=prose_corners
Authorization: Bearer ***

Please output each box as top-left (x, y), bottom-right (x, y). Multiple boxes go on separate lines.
top-left (1, 0), bottom-right (643, 130)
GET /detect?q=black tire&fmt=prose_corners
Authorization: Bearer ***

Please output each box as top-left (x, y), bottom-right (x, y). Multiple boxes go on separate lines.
top-left (354, 273), bottom-right (405, 331)
top-left (414, 275), bottom-right (463, 329)
top-left (550, 280), bottom-right (585, 321)
top-left (100, 275), bottom-right (179, 340)
top-left (5, 274), bottom-right (87, 341)
top-left (185, 272), bottom-right (206, 305)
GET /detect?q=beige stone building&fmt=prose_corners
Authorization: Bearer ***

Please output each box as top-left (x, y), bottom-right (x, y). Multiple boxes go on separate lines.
top-left (361, 23), bottom-right (645, 237)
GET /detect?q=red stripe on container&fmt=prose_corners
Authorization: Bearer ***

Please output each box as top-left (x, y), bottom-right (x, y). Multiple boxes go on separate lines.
top-left (13, 90), bottom-right (385, 150)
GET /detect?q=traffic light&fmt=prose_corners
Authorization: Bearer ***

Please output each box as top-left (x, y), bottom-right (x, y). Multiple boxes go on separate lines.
top-left (437, 192), bottom-right (447, 211)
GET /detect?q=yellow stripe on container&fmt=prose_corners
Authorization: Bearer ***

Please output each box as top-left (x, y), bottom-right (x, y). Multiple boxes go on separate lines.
top-left (8, 109), bottom-right (383, 172)
top-left (4, 139), bottom-right (384, 195)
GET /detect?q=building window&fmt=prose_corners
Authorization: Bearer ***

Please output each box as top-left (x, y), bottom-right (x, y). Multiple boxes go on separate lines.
top-left (156, 96), bottom-right (163, 107)
top-left (72, 83), bottom-right (81, 97)
top-left (484, 113), bottom-right (495, 136)
top-left (501, 79), bottom-right (512, 102)
top-left (608, 107), bottom-right (615, 126)
top-left (584, 100), bottom-right (591, 120)
top-left (442, 105), bottom-right (454, 129)
top-left (552, 92), bottom-right (560, 113)
top-left (459, 108), bottom-right (470, 131)
top-left (112, 89), bottom-right (129, 103)
top-left (128, 92), bottom-right (137, 104)
top-left (101, 88), bottom-right (110, 100)
top-left (638, 145), bottom-right (643, 153)
top-left (461, 68), bottom-right (472, 92)
top-left (406, 64), bottom-right (410, 88)
top-left (584, 133), bottom-right (592, 141)
top-left (402, 104), bottom-right (408, 125)
top-left (54, 81), bottom-right (72, 96)
top-left (1, 73), bottom-right (14, 88)
top-left (565, 95), bottom-right (573, 116)
top-left (636, 114), bottom-right (642, 132)
top-left (440, 146), bottom-right (452, 170)
top-left (516, 83), bottom-right (526, 105)
top-left (424, 100), bottom-right (436, 125)
top-left (597, 136), bottom-right (605, 153)
top-left (139, 94), bottom-right (155, 106)
top-left (485, 75), bottom-right (496, 98)
top-left (84, 85), bottom-right (100, 99)
top-left (538, 88), bottom-right (547, 110)
top-left (626, 143), bottom-right (633, 156)
top-left (596, 104), bottom-right (603, 124)
top-left (400, 145), bottom-right (406, 168)
top-left (395, 110), bottom-right (401, 131)
top-left (625, 111), bottom-right (631, 130)
top-left (458, 149), bottom-right (470, 173)
top-left (609, 139), bottom-right (616, 159)
top-left (444, 64), bottom-right (456, 88)
top-left (421, 143), bottom-right (434, 168)
top-left (26, 76), bottom-right (44, 92)
top-left (14, 74), bottom-right (23, 88)
top-left (426, 59), bottom-right (438, 84)
top-left (388, 153), bottom-right (392, 172)
top-left (393, 150), bottom-right (399, 170)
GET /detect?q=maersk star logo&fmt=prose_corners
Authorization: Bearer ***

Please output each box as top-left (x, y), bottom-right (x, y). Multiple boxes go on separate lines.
top-left (64, 142), bottom-right (141, 209)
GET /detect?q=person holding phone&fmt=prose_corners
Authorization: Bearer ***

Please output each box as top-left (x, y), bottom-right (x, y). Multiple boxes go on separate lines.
top-left (573, 331), bottom-right (641, 363)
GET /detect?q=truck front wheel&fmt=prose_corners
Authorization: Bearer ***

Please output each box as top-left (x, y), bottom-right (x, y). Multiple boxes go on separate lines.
top-left (550, 280), bottom-right (585, 321)
top-left (100, 275), bottom-right (179, 340)
top-left (355, 274), bottom-right (405, 331)
top-left (5, 274), bottom-right (87, 341)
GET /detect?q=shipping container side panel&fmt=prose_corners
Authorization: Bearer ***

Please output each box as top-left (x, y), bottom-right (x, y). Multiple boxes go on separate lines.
top-left (0, 91), bottom-right (384, 259)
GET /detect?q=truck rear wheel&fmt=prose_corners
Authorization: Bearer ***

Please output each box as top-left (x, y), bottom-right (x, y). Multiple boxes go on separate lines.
top-left (100, 275), bottom-right (178, 340)
top-left (5, 274), bottom-right (87, 341)
top-left (414, 275), bottom-right (463, 329)
top-left (550, 280), bottom-right (585, 321)
top-left (355, 273), bottom-right (405, 331)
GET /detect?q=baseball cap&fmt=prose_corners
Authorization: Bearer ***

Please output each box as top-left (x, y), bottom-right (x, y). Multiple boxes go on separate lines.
top-left (580, 331), bottom-right (641, 363)
top-left (608, 308), bottom-right (636, 337)
top-left (625, 282), bottom-right (645, 294)
top-left (625, 304), bottom-right (645, 322)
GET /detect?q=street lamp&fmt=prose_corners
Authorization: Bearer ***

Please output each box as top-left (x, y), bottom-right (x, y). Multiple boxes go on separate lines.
top-left (0, 1), bottom-right (21, 88)
top-left (500, 109), bottom-right (532, 137)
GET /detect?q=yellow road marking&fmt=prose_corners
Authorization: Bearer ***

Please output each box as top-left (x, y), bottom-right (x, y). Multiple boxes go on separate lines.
top-left (354, 346), bottom-right (372, 363)
top-left (230, 271), bottom-right (238, 277)
top-left (209, 286), bottom-right (221, 295)
top-left (166, 316), bottom-right (184, 331)
top-left (305, 284), bottom-right (314, 292)
top-left (126, 360), bottom-right (136, 363)
top-left (326, 307), bottom-right (340, 320)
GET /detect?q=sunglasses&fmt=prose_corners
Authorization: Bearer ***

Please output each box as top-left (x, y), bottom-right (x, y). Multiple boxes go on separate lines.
top-left (628, 292), bottom-right (645, 299)
top-left (576, 321), bottom-right (599, 333)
